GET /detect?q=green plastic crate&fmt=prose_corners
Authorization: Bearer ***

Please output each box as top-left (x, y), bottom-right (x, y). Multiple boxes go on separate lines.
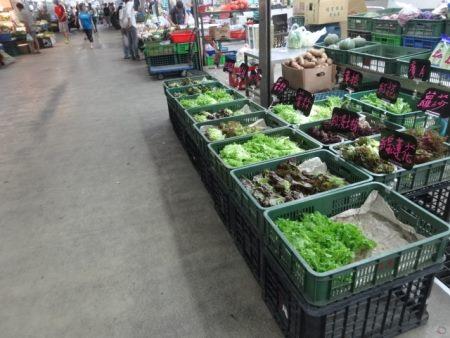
top-left (348, 14), bottom-right (373, 31)
top-left (372, 33), bottom-right (402, 46)
top-left (372, 13), bottom-right (402, 35)
top-left (446, 19), bottom-right (450, 36)
top-left (208, 127), bottom-right (322, 187)
top-left (297, 113), bottom-right (404, 148)
top-left (144, 41), bottom-right (175, 57)
top-left (403, 18), bottom-right (446, 38)
top-left (397, 52), bottom-right (450, 88)
top-left (347, 44), bottom-right (427, 74)
top-left (330, 136), bottom-right (450, 193)
top-left (175, 42), bottom-right (198, 54)
top-left (346, 90), bottom-right (425, 128)
top-left (183, 98), bottom-right (261, 139)
top-left (163, 75), bottom-right (217, 94)
top-left (193, 111), bottom-right (287, 157)
top-left (348, 30), bottom-right (372, 41)
top-left (314, 41), bottom-right (378, 64)
top-left (204, 55), bottom-right (226, 67)
top-left (230, 149), bottom-right (372, 234)
top-left (264, 182), bottom-right (450, 306)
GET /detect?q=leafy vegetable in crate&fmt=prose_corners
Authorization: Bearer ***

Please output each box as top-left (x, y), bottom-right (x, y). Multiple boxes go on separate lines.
top-left (167, 77), bottom-right (213, 88)
top-left (241, 158), bottom-right (347, 207)
top-left (219, 133), bottom-right (303, 167)
top-left (193, 104), bottom-right (253, 122)
top-left (276, 212), bottom-right (376, 272)
top-left (179, 88), bottom-right (234, 108)
top-left (360, 93), bottom-right (412, 115)
top-left (406, 129), bottom-right (448, 163)
top-left (202, 119), bottom-right (268, 141)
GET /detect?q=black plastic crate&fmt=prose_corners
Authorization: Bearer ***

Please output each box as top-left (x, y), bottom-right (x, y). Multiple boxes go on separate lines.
top-left (348, 30), bottom-right (372, 41)
top-left (263, 251), bottom-right (437, 338)
top-left (436, 242), bottom-right (450, 288)
top-left (232, 200), bottom-right (263, 284)
top-left (169, 107), bottom-right (186, 144)
top-left (404, 181), bottom-right (450, 222)
top-left (210, 174), bottom-right (232, 230)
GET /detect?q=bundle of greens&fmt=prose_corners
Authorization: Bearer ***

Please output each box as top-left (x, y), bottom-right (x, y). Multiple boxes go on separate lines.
top-left (204, 120), bottom-right (267, 141)
top-left (220, 133), bottom-right (303, 167)
top-left (272, 104), bottom-right (304, 124)
top-left (340, 137), bottom-right (396, 173)
top-left (172, 85), bottom-right (216, 98)
top-left (360, 93), bottom-right (412, 115)
top-left (167, 77), bottom-right (214, 88)
top-left (406, 129), bottom-right (448, 164)
top-left (193, 106), bottom-right (251, 122)
top-left (241, 159), bottom-right (347, 207)
top-left (179, 88), bottom-right (234, 108)
top-left (276, 212), bottom-right (376, 272)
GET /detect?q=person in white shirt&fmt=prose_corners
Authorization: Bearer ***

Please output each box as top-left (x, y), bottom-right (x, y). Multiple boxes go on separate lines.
top-left (123, 0), bottom-right (139, 60)
top-left (118, 4), bottom-right (130, 59)
top-left (16, 2), bottom-right (40, 53)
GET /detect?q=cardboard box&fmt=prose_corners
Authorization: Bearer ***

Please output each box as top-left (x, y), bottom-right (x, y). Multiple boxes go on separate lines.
top-left (294, 0), bottom-right (348, 25)
top-left (348, 0), bottom-right (367, 15)
top-left (281, 63), bottom-right (336, 93)
top-left (209, 24), bottom-right (230, 40)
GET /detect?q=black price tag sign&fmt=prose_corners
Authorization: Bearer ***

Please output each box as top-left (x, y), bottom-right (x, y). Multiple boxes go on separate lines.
top-left (408, 59), bottom-right (431, 81)
top-left (330, 107), bottom-right (361, 133)
top-left (293, 88), bottom-right (314, 116)
top-left (342, 68), bottom-right (363, 89)
top-left (271, 77), bottom-right (289, 96)
top-left (379, 130), bottom-right (417, 170)
top-left (222, 58), bottom-right (235, 73)
top-left (237, 63), bottom-right (249, 79)
top-left (417, 88), bottom-right (450, 118)
top-left (376, 77), bottom-right (400, 103)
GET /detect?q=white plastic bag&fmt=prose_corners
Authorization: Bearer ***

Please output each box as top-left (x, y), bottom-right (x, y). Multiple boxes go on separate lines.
top-left (287, 24), bottom-right (303, 49)
top-left (298, 26), bottom-right (327, 47)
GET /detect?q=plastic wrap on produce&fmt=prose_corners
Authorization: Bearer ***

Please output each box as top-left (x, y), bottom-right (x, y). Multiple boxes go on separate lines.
top-left (332, 191), bottom-right (424, 255)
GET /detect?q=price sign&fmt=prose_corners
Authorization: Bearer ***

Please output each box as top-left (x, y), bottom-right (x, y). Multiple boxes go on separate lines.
top-left (417, 88), bottom-right (450, 118)
top-left (293, 88), bottom-right (314, 116)
top-left (379, 130), bottom-right (417, 170)
top-left (237, 63), bottom-right (249, 79)
top-left (376, 77), bottom-right (400, 103)
top-left (408, 59), bottom-right (431, 81)
top-left (330, 107), bottom-right (361, 133)
top-left (271, 77), bottom-right (289, 96)
top-left (342, 68), bottom-right (363, 89)
top-left (223, 59), bottom-right (235, 73)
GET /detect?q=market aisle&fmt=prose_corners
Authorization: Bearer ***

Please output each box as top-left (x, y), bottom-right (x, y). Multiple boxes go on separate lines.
top-left (0, 29), bottom-right (281, 338)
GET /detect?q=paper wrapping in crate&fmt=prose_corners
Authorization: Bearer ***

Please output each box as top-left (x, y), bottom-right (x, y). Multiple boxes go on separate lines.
top-left (281, 63), bottom-right (336, 93)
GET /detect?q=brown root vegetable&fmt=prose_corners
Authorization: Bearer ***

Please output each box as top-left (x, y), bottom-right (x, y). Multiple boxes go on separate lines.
top-left (303, 61), bottom-right (316, 68)
top-left (316, 58), bottom-right (325, 65)
top-left (291, 61), bottom-right (302, 69)
top-left (309, 48), bottom-right (324, 57)
top-left (326, 58), bottom-right (333, 65)
top-left (296, 56), bottom-right (305, 66)
top-left (303, 52), bottom-right (314, 60)
top-left (322, 52), bottom-right (328, 60)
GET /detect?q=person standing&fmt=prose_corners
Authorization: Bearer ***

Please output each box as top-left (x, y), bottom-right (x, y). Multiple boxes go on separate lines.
top-left (15, 2), bottom-right (40, 53)
top-left (118, 4), bottom-right (130, 59)
top-left (88, 3), bottom-right (98, 33)
top-left (124, 0), bottom-right (139, 60)
top-left (103, 3), bottom-right (110, 27)
top-left (53, 0), bottom-right (69, 42)
top-left (169, 0), bottom-right (186, 25)
top-left (78, 3), bottom-right (94, 48)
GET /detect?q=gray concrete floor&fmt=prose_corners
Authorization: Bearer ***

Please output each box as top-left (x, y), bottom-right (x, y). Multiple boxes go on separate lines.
top-left (0, 28), bottom-right (448, 338)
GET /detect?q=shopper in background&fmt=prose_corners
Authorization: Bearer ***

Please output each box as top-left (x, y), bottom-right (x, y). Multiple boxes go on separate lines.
top-left (78, 3), bottom-right (94, 48)
top-left (15, 2), bottom-right (40, 53)
top-left (118, 4), bottom-right (130, 59)
top-left (88, 3), bottom-right (98, 33)
top-left (169, 0), bottom-right (186, 26)
top-left (123, 0), bottom-right (139, 60)
top-left (53, 0), bottom-right (70, 42)
top-left (103, 3), bottom-right (111, 27)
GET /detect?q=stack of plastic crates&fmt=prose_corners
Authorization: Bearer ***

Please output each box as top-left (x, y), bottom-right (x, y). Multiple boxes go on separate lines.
top-left (347, 13), bottom-right (373, 42)
top-left (371, 8), bottom-right (402, 46)
top-left (402, 14), bottom-right (445, 50)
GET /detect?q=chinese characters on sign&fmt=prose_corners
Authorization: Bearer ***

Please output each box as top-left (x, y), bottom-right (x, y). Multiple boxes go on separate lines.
top-left (379, 130), bottom-right (417, 170)
top-left (330, 108), bottom-right (361, 133)
top-left (237, 63), bottom-right (249, 79)
top-left (342, 68), bottom-right (362, 89)
top-left (377, 77), bottom-right (400, 103)
top-left (293, 88), bottom-right (315, 116)
top-left (271, 77), bottom-right (289, 96)
top-left (417, 88), bottom-right (450, 118)
top-left (408, 59), bottom-right (431, 81)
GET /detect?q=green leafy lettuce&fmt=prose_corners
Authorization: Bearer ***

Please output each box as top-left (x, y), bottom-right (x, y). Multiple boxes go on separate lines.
top-left (360, 93), bottom-right (412, 115)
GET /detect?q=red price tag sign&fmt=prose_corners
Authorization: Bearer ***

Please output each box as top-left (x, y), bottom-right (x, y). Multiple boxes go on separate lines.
top-left (379, 130), bottom-right (417, 170)
top-left (237, 63), bottom-right (249, 79)
top-left (293, 88), bottom-right (314, 116)
top-left (408, 59), bottom-right (431, 81)
top-left (417, 88), bottom-right (450, 118)
top-left (342, 68), bottom-right (362, 89)
top-left (271, 77), bottom-right (289, 96)
top-left (223, 59), bottom-right (235, 73)
top-left (376, 77), bottom-right (400, 103)
top-left (330, 108), bottom-right (361, 133)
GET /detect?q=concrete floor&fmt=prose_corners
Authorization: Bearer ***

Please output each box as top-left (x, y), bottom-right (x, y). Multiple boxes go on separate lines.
top-left (0, 29), bottom-right (449, 338)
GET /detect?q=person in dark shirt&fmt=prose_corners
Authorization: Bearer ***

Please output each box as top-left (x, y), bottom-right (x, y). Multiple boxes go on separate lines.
top-left (169, 0), bottom-right (185, 25)
top-left (103, 3), bottom-right (111, 26)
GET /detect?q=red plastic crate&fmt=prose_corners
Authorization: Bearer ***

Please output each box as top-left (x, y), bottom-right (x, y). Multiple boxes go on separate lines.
top-left (170, 30), bottom-right (196, 43)
top-left (230, 30), bottom-right (246, 40)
